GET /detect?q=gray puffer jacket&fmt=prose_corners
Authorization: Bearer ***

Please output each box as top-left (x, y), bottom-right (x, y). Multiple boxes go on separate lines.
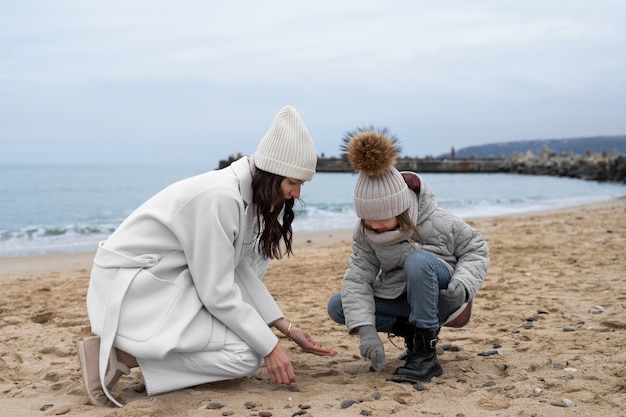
top-left (341, 172), bottom-right (490, 332)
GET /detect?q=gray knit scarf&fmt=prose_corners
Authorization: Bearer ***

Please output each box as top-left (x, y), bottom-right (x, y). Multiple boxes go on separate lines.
top-left (363, 191), bottom-right (419, 247)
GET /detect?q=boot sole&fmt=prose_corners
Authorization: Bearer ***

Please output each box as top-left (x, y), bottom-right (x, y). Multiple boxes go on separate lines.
top-left (387, 366), bottom-right (443, 384)
top-left (76, 340), bottom-right (117, 408)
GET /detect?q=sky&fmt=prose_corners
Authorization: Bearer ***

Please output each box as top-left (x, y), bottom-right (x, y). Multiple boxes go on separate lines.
top-left (1, 0), bottom-right (625, 167)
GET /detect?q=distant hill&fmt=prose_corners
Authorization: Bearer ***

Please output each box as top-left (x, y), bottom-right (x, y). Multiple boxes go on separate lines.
top-left (438, 136), bottom-right (626, 159)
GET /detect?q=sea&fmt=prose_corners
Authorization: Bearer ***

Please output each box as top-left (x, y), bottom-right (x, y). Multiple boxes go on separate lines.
top-left (1, 163), bottom-right (625, 258)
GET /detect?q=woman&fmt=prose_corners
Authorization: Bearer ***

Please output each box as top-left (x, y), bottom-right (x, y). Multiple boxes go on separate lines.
top-left (327, 127), bottom-right (489, 383)
top-left (78, 106), bottom-right (337, 408)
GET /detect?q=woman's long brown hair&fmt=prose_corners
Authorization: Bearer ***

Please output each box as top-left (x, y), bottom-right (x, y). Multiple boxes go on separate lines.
top-left (252, 169), bottom-right (295, 259)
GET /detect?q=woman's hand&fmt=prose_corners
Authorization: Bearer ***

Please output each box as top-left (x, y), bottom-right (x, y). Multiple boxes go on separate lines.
top-left (263, 343), bottom-right (297, 385)
top-left (289, 326), bottom-right (337, 357)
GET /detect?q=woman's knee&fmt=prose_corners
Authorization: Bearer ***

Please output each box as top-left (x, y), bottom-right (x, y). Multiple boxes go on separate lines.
top-left (239, 350), bottom-right (262, 373)
top-left (225, 345), bottom-right (262, 377)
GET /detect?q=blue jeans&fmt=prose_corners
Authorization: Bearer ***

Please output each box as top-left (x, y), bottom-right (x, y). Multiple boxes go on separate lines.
top-left (327, 250), bottom-right (457, 332)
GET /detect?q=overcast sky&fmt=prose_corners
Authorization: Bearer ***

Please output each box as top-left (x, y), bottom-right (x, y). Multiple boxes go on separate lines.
top-left (1, 0), bottom-right (625, 167)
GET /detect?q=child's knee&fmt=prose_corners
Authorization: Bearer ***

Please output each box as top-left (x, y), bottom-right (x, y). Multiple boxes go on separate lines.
top-left (326, 293), bottom-right (345, 324)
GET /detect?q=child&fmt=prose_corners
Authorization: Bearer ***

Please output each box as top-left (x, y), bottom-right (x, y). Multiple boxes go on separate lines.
top-left (327, 127), bottom-right (489, 383)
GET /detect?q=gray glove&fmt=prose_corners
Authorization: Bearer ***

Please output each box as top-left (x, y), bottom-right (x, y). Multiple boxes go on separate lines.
top-left (358, 325), bottom-right (386, 371)
top-left (440, 279), bottom-right (467, 307)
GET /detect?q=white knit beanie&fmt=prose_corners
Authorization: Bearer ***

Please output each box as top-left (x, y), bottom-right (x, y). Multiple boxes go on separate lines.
top-left (343, 127), bottom-right (410, 220)
top-left (252, 106), bottom-right (317, 181)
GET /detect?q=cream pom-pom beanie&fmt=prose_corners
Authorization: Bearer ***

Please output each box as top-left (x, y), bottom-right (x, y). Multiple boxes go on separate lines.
top-left (343, 127), bottom-right (410, 220)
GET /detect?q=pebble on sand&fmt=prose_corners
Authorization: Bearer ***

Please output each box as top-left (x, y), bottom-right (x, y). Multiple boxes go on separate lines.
top-left (589, 305), bottom-right (605, 314)
top-left (341, 399), bottom-right (360, 409)
top-left (551, 398), bottom-right (574, 407)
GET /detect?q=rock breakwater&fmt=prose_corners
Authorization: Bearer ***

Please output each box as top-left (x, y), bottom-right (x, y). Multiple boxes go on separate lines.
top-left (218, 150), bottom-right (626, 183)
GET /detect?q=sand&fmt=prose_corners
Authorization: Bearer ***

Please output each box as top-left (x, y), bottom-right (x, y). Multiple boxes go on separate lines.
top-left (1, 198), bottom-right (625, 417)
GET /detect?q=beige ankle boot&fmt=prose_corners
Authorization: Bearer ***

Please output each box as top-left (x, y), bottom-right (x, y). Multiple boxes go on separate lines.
top-left (76, 337), bottom-right (130, 407)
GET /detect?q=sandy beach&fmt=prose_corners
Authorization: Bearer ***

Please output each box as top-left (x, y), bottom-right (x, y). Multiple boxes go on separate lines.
top-left (1, 198), bottom-right (625, 417)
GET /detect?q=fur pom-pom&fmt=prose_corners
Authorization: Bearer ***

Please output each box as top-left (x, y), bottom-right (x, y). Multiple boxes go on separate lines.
top-left (341, 126), bottom-right (401, 176)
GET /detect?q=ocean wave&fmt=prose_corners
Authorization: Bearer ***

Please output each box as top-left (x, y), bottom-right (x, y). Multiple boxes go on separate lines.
top-left (1, 169), bottom-right (625, 257)
top-left (0, 223), bottom-right (118, 257)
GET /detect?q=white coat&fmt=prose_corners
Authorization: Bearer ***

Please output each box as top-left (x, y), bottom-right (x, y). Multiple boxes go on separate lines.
top-left (87, 157), bottom-right (283, 391)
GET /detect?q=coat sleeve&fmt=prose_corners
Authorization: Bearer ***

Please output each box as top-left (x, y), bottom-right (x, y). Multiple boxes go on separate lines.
top-left (341, 229), bottom-right (381, 333)
top-left (449, 216), bottom-right (490, 300)
top-left (169, 186), bottom-right (278, 357)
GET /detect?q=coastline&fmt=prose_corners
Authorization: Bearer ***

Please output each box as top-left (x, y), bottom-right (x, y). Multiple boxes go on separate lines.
top-left (1, 198), bottom-right (624, 416)
top-left (3, 170), bottom-right (625, 260)
top-left (0, 229), bottom-right (355, 280)
top-left (1, 197), bottom-right (622, 278)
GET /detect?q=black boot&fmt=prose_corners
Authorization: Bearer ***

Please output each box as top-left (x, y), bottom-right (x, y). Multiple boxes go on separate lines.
top-left (389, 328), bottom-right (443, 383)
top-left (390, 318), bottom-right (414, 360)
